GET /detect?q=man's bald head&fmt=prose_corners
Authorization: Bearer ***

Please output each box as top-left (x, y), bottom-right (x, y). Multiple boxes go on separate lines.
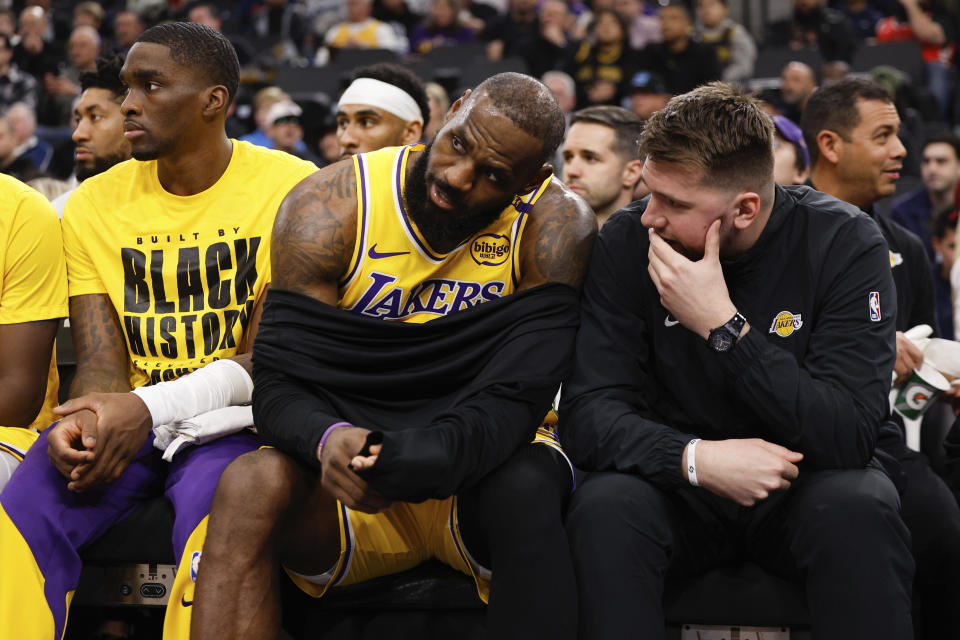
top-left (781, 62), bottom-right (817, 107)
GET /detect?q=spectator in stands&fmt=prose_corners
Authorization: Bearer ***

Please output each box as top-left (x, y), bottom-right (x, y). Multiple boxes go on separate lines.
top-left (13, 7), bottom-right (60, 82)
top-left (840, 0), bottom-right (884, 39)
top-left (931, 208), bottom-right (956, 339)
top-left (72, 2), bottom-right (104, 32)
top-left (409, 0), bottom-right (476, 54)
top-left (626, 70), bottom-right (671, 121)
top-left (7, 102), bottom-right (51, 175)
top-left (543, 69), bottom-right (577, 121)
top-left (614, 0), bottom-right (661, 50)
top-left (373, 0), bottom-right (422, 39)
top-left (695, 0), bottom-right (757, 83)
top-left (0, 116), bottom-right (41, 182)
top-left (0, 175), bottom-right (67, 490)
top-left (423, 81), bottom-right (449, 142)
top-left (0, 22), bottom-right (317, 640)
top-left (111, 10), bottom-right (145, 54)
top-left (320, 0), bottom-right (409, 63)
top-left (563, 81), bottom-right (914, 640)
top-left (561, 104), bottom-right (643, 227)
top-left (265, 100), bottom-right (321, 164)
top-left (779, 60), bottom-right (817, 123)
top-left (765, 0), bottom-right (857, 64)
top-left (247, 0), bottom-right (312, 64)
top-left (188, 3), bottom-right (258, 67)
top-left (543, 69), bottom-right (577, 173)
top-left (876, 0), bottom-right (957, 120)
top-left (241, 86), bottom-right (307, 157)
top-left (485, 0), bottom-right (568, 79)
top-left (457, 0), bottom-right (500, 38)
top-left (0, 34), bottom-right (38, 111)
top-left (0, 10), bottom-right (14, 37)
top-left (335, 63), bottom-right (428, 158)
top-left (538, 0), bottom-right (574, 54)
top-left (40, 25), bottom-right (101, 127)
top-left (891, 131), bottom-right (960, 262)
top-left (803, 77), bottom-right (960, 637)
top-left (67, 25), bottom-right (102, 76)
top-left (51, 53), bottom-right (131, 215)
top-left (637, 2), bottom-right (722, 96)
top-left (771, 114), bottom-right (809, 185)
top-left (566, 9), bottom-right (637, 107)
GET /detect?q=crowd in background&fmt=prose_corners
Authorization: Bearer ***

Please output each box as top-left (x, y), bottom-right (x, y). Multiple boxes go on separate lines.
top-left (0, 0), bottom-right (957, 326)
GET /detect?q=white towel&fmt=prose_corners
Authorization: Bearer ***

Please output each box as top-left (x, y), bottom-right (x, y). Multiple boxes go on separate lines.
top-left (153, 405), bottom-right (254, 462)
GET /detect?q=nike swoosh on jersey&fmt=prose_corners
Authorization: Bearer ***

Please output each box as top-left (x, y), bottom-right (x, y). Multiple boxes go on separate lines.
top-left (181, 595), bottom-right (194, 607)
top-left (664, 314), bottom-right (679, 327)
top-left (368, 244), bottom-right (410, 259)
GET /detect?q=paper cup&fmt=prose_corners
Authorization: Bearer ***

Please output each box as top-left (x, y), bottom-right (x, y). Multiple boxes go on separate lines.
top-left (923, 338), bottom-right (960, 380)
top-left (894, 363), bottom-right (951, 420)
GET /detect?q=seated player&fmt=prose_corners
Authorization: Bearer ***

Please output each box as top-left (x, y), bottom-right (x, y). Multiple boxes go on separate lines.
top-left (51, 52), bottom-right (132, 215)
top-left (191, 73), bottom-right (596, 640)
top-left (0, 23), bottom-right (316, 639)
top-left (335, 63), bottom-right (429, 159)
top-left (0, 174), bottom-right (67, 489)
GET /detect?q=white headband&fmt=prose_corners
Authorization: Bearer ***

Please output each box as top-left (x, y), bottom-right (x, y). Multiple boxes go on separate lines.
top-left (338, 77), bottom-right (424, 125)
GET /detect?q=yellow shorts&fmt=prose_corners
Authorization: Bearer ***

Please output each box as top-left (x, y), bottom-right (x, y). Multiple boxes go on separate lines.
top-left (287, 425), bottom-right (573, 603)
top-left (0, 426), bottom-right (40, 461)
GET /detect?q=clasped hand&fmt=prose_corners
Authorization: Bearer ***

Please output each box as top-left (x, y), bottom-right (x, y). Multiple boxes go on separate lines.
top-left (47, 392), bottom-right (152, 492)
top-left (318, 425), bottom-right (391, 514)
top-left (647, 219), bottom-right (738, 339)
top-left (691, 438), bottom-right (804, 506)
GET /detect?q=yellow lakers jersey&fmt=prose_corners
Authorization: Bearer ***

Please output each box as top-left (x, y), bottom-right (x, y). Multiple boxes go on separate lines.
top-left (338, 145), bottom-right (551, 322)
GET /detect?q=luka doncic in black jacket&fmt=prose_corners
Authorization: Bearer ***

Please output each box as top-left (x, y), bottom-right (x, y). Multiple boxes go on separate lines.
top-left (560, 185), bottom-right (897, 489)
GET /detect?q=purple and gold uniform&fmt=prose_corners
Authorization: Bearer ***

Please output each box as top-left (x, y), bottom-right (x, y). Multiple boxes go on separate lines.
top-left (287, 144), bottom-right (571, 602)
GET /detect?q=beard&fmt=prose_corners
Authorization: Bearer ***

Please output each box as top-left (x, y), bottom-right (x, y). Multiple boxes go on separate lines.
top-left (404, 144), bottom-right (514, 251)
top-left (77, 150), bottom-right (130, 181)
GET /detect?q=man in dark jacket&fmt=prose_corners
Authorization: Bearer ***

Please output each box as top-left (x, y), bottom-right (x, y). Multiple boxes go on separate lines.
top-left (562, 82), bottom-right (913, 640)
top-left (803, 76), bottom-right (960, 638)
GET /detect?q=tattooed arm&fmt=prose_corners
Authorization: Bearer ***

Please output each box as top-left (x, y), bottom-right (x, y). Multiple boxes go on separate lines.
top-left (45, 294), bottom-right (135, 488)
top-left (518, 178), bottom-right (598, 291)
top-left (68, 294), bottom-right (133, 397)
top-left (271, 158), bottom-right (357, 303)
top-left (254, 159), bottom-right (392, 512)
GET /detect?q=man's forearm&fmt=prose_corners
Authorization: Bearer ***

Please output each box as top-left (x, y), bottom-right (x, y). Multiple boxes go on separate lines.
top-left (70, 365), bottom-right (132, 397)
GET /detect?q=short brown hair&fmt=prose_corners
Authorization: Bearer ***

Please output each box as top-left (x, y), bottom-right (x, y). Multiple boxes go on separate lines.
top-left (569, 105), bottom-right (644, 160)
top-left (640, 82), bottom-right (774, 192)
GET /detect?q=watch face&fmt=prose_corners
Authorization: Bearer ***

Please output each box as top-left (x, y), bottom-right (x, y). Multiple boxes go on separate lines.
top-left (710, 330), bottom-right (734, 352)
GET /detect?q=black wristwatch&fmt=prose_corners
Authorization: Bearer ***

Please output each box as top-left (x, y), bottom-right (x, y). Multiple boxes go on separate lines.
top-left (707, 312), bottom-right (746, 353)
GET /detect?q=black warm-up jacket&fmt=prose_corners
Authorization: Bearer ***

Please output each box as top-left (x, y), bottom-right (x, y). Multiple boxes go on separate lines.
top-left (252, 283), bottom-right (579, 503)
top-left (560, 185), bottom-right (898, 490)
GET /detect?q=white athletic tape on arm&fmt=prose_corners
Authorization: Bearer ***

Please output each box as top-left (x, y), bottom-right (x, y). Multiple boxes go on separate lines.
top-left (686, 438), bottom-right (701, 487)
top-left (338, 77), bottom-right (423, 124)
top-left (132, 358), bottom-right (253, 428)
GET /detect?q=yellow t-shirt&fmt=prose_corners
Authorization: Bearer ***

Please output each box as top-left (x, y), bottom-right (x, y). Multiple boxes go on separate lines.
top-left (0, 174), bottom-right (68, 455)
top-left (339, 145), bottom-right (551, 322)
top-left (61, 141), bottom-right (317, 388)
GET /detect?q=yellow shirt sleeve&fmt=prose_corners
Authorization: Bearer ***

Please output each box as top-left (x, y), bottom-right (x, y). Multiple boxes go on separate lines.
top-left (0, 187), bottom-right (67, 324)
top-left (61, 189), bottom-right (107, 298)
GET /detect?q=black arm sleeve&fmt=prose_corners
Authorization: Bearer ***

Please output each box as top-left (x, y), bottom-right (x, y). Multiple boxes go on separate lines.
top-left (252, 366), bottom-right (339, 471)
top-left (360, 314), bottom-right (577, 501)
